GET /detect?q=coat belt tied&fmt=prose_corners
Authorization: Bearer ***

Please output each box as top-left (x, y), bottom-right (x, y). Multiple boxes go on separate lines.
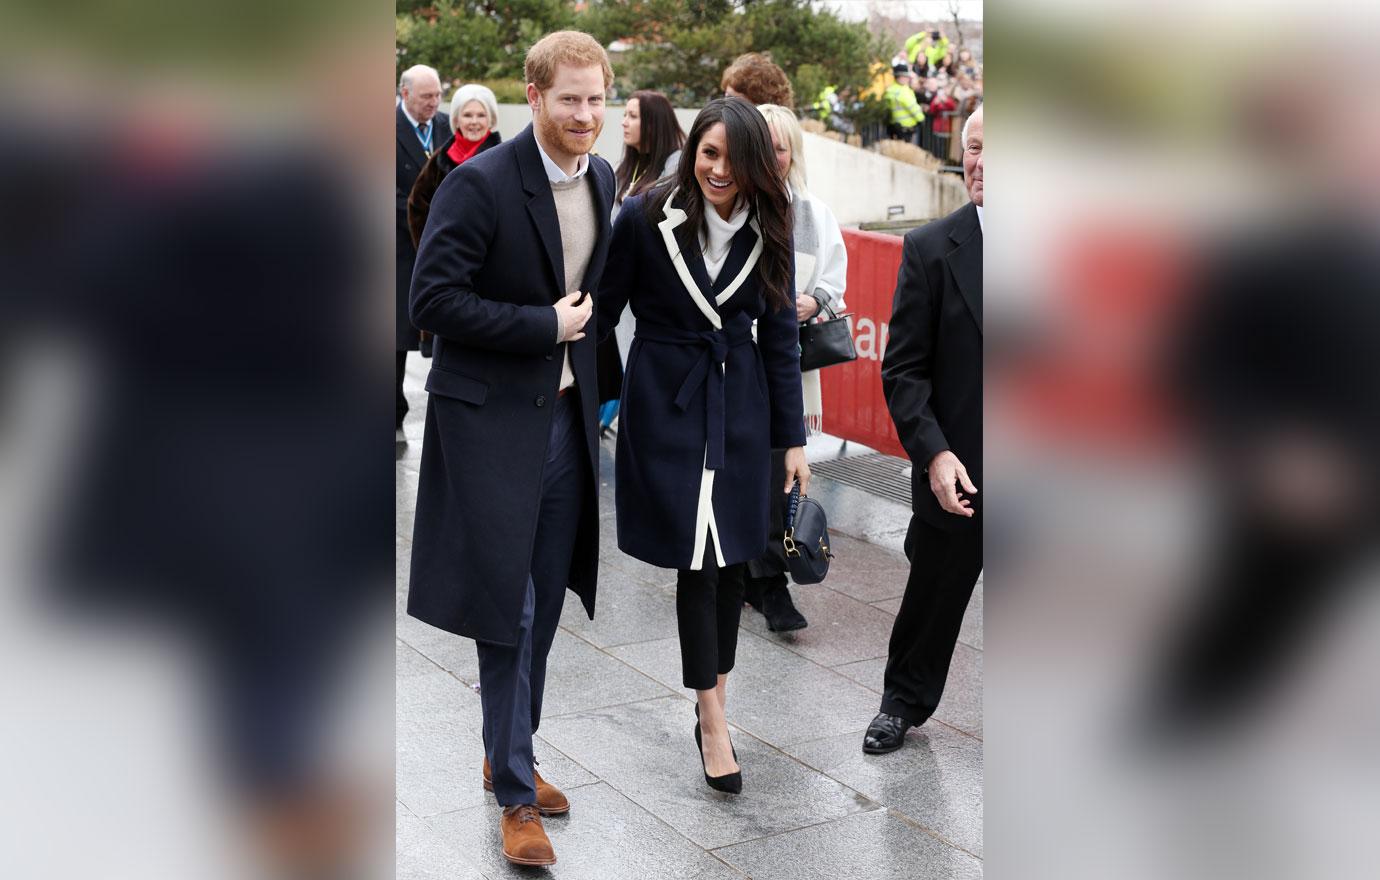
top-left (635, 321), bottom-right (753, 470)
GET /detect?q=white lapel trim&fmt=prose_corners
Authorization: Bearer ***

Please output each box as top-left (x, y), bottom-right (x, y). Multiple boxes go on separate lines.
top-left (715, 217), bottom-right (763, 306)
top-left (656, 187), bottom-right (722, 330)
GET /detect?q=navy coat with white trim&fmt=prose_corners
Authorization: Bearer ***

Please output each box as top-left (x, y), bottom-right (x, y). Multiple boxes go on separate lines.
top-left (597, 191), bottom-right (806, 570)
top-left (406, 125), bottom-right (615, 645)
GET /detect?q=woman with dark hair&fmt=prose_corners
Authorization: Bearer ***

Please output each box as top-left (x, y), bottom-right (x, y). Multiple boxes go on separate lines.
top-left (615, 90), bottom-right (685, 214)
top-left (603, 91), bottom-right (687, 429)
top-left (598, 97), bottom-right (808, 795)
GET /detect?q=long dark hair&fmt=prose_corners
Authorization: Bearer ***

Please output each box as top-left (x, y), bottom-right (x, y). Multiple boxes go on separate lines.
top-left (644, 97), bottom-right (794, 313)
top-left (615, 90), bottom-right (685, 201)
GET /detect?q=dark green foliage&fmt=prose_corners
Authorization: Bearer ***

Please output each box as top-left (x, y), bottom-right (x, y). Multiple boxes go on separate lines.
top-left (397, 0), bottom-right (886, 117)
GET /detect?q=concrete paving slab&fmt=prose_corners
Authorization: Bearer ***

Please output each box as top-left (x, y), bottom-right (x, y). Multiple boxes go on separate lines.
top-left (396, 662), bottom-right (485, 729)
top-left (740, 584), bottom-right (896, 668)
top-left (785, 722), bottom-right (984, 857)
top-left (931, 641), bottom-right (983, 739)
top-left (397, 809), bottom-right (488, 880)
top-left (427, 781), bottom-right (745, 880)
top-left (714, 807), bottom-right (982, 880)
top-left (396, 718), bottom-right (492, 819)
top-left (397, 353), bottom-right (981, 875)
top-left (832, 656), bottom-right (887, 694)
top-left (538, 697), bottom-right (876, 850)
top-left (871, 596), bottom-right (902, 615)
top-left (609, 633), bottom-right (882, 750)
top-left (540, 629), bottom-right (679, 718)
top-left (818, 532), bottom-right (911, 604)
top-left (960, 578), bottom-right (983, 650)
top-left (831, 642), bottom-right (983, 740)
top-left (558, 564), bottom-right (680, 649)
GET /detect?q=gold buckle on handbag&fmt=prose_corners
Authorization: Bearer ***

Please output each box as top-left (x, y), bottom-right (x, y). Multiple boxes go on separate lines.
top-left (783, 529), bottom-right (801, 558)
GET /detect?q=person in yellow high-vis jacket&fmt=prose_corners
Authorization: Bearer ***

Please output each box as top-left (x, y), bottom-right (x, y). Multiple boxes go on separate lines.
top-left (904, 29), bottom-right (950, 73)
top-left (885, 65), bottom-right (925, 144)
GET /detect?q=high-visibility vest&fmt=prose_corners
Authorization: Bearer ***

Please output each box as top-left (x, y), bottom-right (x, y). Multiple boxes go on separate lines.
top-left (925, 37), bottom-right (951, 69)
top-left (884, 83), bottom-right (924, 129)
top-left (904, 32), bottom-right (926, 66)
top-left (904, 32), bottom-right (950, 68)
top-left (812, 86), bottom-right (837, 122)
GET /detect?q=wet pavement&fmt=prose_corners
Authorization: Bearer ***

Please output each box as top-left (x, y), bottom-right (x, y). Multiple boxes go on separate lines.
top-left (396, 352), bottom-right (982, 878)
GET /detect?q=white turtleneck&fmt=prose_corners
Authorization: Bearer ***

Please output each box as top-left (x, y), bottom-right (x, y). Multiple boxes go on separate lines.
top-left (698, 197), bottom-right (750, 284)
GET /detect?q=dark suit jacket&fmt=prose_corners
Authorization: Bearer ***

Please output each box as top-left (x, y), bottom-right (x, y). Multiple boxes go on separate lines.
top-left (406, 125), bottom-right (616, 644)
top-left (396, 104), bottom-right (452, 351)
top-left (881, 201), bottom-right (982, 532)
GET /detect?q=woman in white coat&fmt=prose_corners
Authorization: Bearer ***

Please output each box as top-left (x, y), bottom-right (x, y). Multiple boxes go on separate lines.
top-left (743, 104), bottom-right (848, 631)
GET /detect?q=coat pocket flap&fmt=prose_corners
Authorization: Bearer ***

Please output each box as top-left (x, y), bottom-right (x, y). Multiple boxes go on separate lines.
top-left (425, 367), bottom-right (488, 405)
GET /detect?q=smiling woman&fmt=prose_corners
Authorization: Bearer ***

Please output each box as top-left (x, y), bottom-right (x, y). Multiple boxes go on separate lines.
top-left (594, 96), bottom-right (807, 800)
top-left (405, 83), bottom-right (503, 250)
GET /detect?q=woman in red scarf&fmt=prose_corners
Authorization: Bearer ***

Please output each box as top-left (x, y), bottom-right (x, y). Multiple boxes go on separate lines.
top-left (406, 84), bottom-right (502, 249)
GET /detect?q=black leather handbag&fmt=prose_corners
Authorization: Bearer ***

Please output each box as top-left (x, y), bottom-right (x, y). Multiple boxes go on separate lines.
top-left (798, 301), bottom-right (857, 372)
top-left (783, 480), bottom-right (834, 585)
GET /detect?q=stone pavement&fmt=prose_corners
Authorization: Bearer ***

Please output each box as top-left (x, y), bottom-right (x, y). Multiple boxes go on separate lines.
top-left (396, 353), bottom-right (983, 879)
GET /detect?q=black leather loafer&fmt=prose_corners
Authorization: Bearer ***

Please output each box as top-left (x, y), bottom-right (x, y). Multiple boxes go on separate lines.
top-left (862, 712), bottom-right (914, 754)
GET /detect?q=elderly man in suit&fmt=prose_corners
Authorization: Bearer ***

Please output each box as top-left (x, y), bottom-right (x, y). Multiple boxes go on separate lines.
top-left (867, 104), bottom-right (983, 754)
top-left (396, 64), bottom-right (451, 441)
top-left (405, 32), bottom-right (616, 866)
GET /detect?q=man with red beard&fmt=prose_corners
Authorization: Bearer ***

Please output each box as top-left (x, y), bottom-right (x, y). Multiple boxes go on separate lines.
top-left (405, 31), bottom-right (616, 866)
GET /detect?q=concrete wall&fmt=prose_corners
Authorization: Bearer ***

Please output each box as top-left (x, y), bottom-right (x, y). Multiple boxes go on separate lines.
top-left (487, 104), bottom-right (967, 226)
top-left (798, 133), bottom-right (970, 226)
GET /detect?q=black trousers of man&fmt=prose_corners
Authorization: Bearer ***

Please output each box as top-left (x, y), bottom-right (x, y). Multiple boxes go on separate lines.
top-left (881, 512), bottom-right (982, 725)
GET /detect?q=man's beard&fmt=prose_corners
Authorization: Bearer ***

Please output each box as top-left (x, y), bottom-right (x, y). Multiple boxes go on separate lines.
top-left (537, 108), bottom-right (600, 158)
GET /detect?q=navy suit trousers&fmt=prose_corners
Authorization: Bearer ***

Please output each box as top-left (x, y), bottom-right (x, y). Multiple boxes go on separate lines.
top-left (476, 390), bottom-right (588, 805)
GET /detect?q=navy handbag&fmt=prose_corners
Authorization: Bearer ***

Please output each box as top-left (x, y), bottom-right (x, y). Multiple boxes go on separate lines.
top-left (783, 480), bottom-right (834, 585)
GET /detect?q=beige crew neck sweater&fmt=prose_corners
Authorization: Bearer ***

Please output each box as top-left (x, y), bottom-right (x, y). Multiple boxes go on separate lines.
top-left (550, 176), bottom-right (598, 392)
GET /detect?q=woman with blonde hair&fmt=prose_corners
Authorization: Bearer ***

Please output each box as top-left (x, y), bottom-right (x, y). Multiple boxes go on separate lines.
top-left (742, 104), bottom-right (848, 632)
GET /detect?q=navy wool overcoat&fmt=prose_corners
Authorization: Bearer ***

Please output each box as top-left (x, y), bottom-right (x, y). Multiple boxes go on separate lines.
top-left (407, 125), bottom-right (615, 645)
top-left (597, 190), bottom-right (806, 570)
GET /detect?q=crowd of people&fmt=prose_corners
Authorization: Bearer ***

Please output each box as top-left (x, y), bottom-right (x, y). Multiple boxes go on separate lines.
top-left (883, 26), bottom-right (984, 160)
top-left (396, 30), bottom-right (983, 869)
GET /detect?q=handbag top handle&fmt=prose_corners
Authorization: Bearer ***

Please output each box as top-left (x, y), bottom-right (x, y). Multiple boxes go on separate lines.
top-left (814, 299), bottom-right (839, 321)
top-left (783, 479), bottom-right (804, 558)
top-left (785, 479), bottom-right (803, 531)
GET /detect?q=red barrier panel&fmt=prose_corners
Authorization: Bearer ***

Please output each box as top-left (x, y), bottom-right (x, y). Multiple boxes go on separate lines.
top-left (820, 228), bottom-right (907, 459)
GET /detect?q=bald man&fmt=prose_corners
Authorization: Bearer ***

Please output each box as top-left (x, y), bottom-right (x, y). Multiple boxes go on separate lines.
top-left (870, 105), bottom-right (983, 754)
top-left (397, 65), bottom-right (451, 439)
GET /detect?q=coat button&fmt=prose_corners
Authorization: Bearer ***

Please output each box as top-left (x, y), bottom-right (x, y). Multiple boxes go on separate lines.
top-left (545, 354), bottom-right (553, 361)
top-left (535, 395), bottom-right (546, 407)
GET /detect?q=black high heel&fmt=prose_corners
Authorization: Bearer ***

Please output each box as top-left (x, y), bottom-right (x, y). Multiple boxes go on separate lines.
top-left (695, 704), bottom-right (738, 761)
top-left (693, 704), bottom-right (742, 794)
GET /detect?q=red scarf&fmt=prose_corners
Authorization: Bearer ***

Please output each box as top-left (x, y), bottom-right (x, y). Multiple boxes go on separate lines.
top-left (447, 132), bottom-right (488, 165)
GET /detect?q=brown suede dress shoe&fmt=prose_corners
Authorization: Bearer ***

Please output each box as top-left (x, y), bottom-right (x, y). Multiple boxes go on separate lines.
top-left (483, 757), bottom-right (571, 816)
top-left (500, 804), bottom-right (555, 867)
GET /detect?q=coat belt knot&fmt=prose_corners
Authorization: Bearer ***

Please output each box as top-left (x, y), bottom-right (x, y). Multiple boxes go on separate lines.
top-left (635, 321), bottom-right (752, 470)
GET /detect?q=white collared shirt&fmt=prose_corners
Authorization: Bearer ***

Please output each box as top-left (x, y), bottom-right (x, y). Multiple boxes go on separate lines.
top-left (400, 106), bottom-right (436, 153)
top-left (534, 134), bottom-right (590, 183)
top-left (976, 204), bottom-right (984, 233)
top-left (400, 105), bottom-right (433, 142)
